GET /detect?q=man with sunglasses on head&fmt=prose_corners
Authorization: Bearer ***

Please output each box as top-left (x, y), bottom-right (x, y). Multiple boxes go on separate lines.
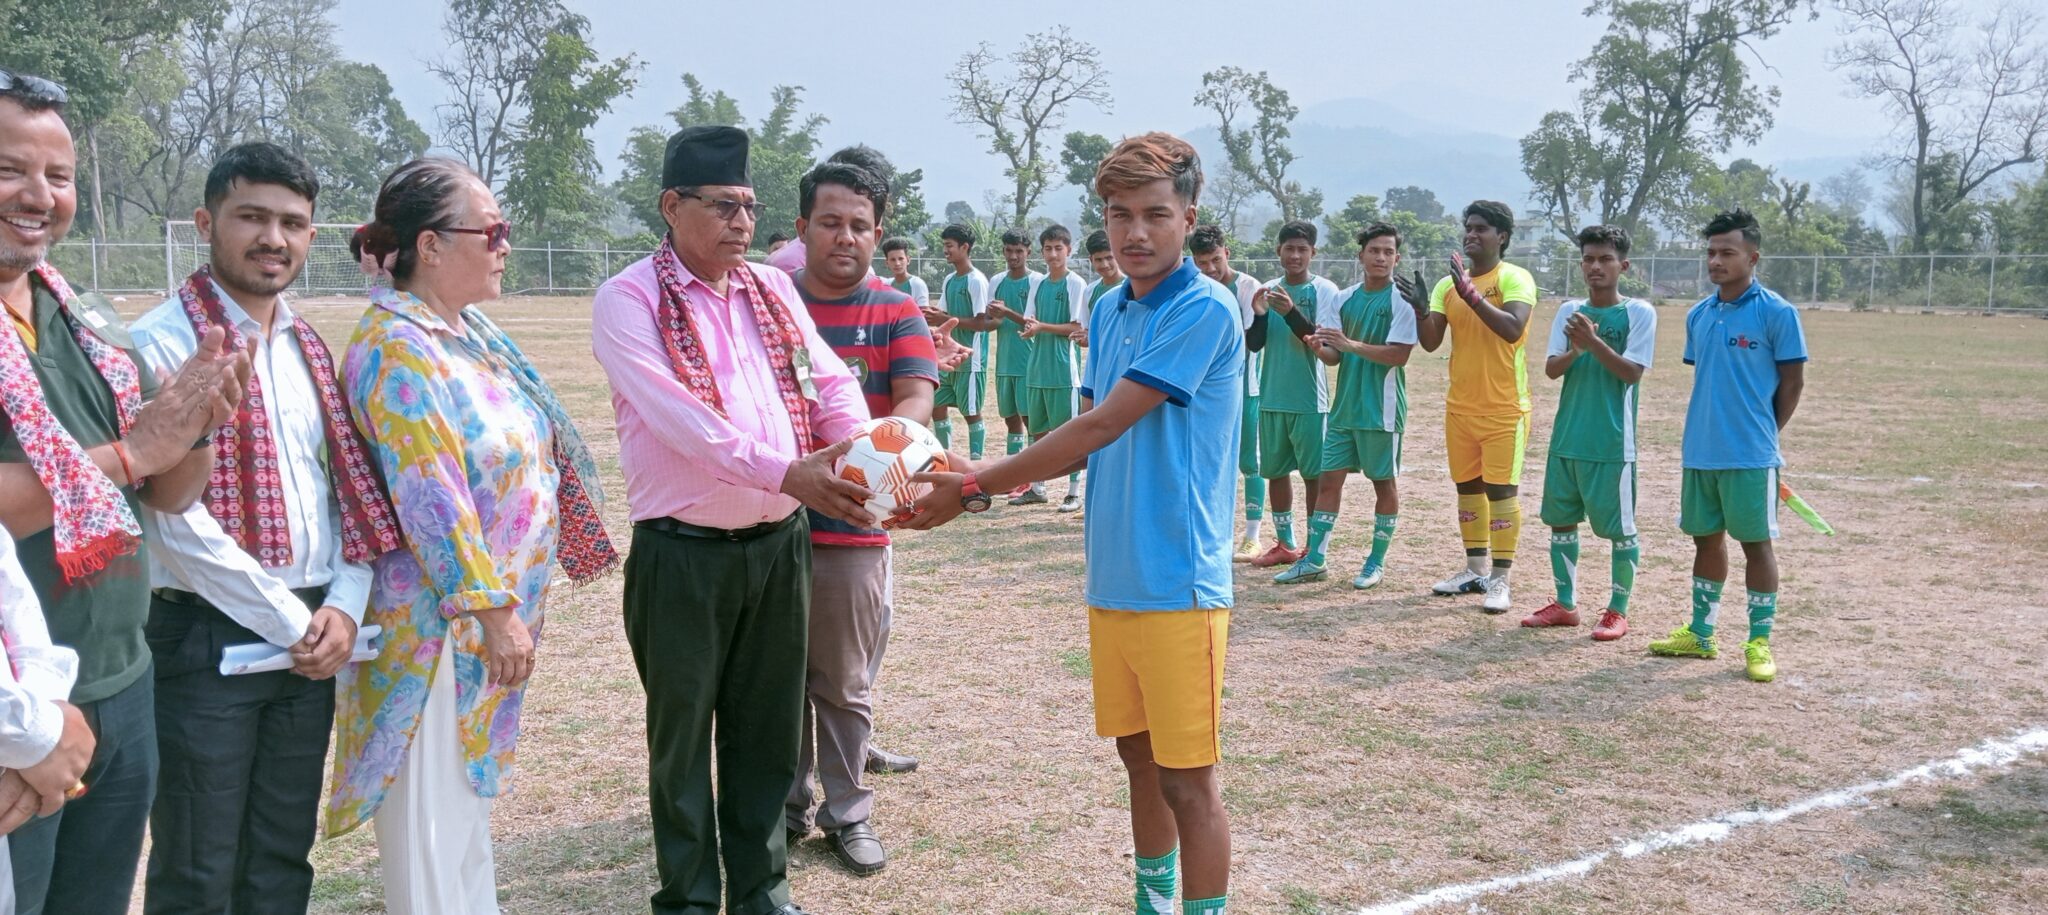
top-left (128, 142), bottom-right (402, 914)
top-left (592, 125), bottom-right (870, 915)
top-left (0, 69), bottom-right (251, 915)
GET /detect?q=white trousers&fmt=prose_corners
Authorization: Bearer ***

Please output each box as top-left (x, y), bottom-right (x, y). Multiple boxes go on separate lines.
top-left (374, 637), bottom-right (498, 915)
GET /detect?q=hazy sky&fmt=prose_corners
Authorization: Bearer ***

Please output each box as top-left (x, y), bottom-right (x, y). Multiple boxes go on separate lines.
top-left (333, 0), bottom-right (1953, 205)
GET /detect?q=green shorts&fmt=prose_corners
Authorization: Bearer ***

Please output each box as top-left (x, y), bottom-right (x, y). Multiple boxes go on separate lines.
top-left (1025, 386), bottom-right (1077, 435)
top-left (1258, 411), bottom-right (1326, 479)
top-left (1239, 395), bottom-right (1261, 476)
top-left (935, 368), bottom-right (984, 415)
top-left (1680, 467), bottom-right (1780, 543)
top-left (1540, 455), bottom-right (1638, 540)
top-left (995, 375), bottom-right (1028, 418)
top-left (1322, 428), bottom-right (1403, 481)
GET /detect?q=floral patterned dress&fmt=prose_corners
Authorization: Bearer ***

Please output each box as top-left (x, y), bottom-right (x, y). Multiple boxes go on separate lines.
top-left (326, 287), bottom-right (559, 837)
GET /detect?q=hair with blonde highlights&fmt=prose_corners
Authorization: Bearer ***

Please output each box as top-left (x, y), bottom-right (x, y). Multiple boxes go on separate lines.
top-left (1092, 132), bottom-right (1202, 206)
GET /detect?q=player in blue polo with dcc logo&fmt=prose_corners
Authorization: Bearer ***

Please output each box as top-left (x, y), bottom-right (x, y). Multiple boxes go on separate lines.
top-left (1650, 208), bottom-right (1808, 683)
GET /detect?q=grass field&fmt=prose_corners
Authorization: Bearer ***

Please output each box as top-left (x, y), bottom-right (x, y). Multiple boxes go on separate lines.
top-left (112, 291), bottom-right (2048, 914)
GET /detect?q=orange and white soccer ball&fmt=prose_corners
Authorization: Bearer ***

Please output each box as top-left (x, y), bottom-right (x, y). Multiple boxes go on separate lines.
top-left (834, 417), bottom-right (950, 525)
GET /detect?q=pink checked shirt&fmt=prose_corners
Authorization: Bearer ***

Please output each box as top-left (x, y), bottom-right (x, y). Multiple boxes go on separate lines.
top-left (592, 256), bottom-right (869, 529)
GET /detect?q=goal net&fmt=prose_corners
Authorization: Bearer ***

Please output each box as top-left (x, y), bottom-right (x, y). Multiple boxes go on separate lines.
top-left (164, 220), bottom-right (375, 298)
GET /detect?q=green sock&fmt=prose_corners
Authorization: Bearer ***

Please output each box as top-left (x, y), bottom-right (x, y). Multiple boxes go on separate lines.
top-left (1306, 511), bottom-right (1337, 566)
top-left (1135, 848), bottom-right (1177, 915)
top-left (1068, 471), bottom-right (1081, 491)
top-left (1610, 536), bottom-right (1639, 614)
top-left (1243, 476), bottom-right (1264, 516)
top-left (1184, 896), bottom-right (1227, 915)
top-left (1272, 511), bottom-right (1297, 549)
top-left (1006, 432), bottom-right (1025, 456)
top-left (1366, 513), bottom-right (1397, 568)
top-left (1550, 529), bottom-right (1580, 610)
top-left (967, 422), bottom-right (986, 460)
top-left (933, 419), bottom-right (953, 452)
top-left (1690, 577), bottom-right (1723, 641)
top-left (1748, 590), bottom-right (1777, 642)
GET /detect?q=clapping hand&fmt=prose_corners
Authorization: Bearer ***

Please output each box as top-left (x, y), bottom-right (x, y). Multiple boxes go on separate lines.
top-left (1563, 312), bottom-right (1599, 350)
top-left (127, 326), bottom-right (252, 476)
top-left (1447, 251), bottom-right (1484, 308)
top-left (1263, 285), bottom-right (1296, 314)
top-left (929, 318), bottom-right (970, 371)
top-left (1393, 269), bottom-right (1429, 317)
top-left (1310, 327), bottom-right (1351, 354)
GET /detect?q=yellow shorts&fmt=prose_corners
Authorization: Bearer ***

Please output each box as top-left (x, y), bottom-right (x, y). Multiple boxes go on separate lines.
top-left (1445, 412), bottom-right (1529, 486)
top-left (1088, 607), bottom-right (1229, 769)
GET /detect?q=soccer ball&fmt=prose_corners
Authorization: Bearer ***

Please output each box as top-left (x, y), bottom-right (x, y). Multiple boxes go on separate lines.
top-left (834, 417), bottom-right (951, 525)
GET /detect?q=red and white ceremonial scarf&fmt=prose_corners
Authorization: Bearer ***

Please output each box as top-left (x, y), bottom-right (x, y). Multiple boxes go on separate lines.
top-left (0, 263), bottom-right (144, 581)
top-left (651, 235), bottom-right (815, 454)
top-left (177, 267), bottom-right (401, 565)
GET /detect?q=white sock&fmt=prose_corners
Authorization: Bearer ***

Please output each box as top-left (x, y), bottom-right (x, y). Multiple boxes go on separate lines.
top-left (1243, 516), bottom-right (1263, 543)
top-left (1466, 554), bottom-right (1489, 576)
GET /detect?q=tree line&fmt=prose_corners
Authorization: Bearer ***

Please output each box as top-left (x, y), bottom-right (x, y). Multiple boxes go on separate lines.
top-left (4, 0), bottom-right (2044, 276)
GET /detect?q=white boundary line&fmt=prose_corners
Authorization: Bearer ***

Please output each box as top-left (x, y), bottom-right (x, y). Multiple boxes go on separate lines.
top-left (1354, 728), bottom-right (2048, 915)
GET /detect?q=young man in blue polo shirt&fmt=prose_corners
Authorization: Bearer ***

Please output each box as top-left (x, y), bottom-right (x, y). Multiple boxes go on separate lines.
top-left (1649, 209), bottom-right (1807, 682)
top-left (905, 132), bottom-right (1241, 915)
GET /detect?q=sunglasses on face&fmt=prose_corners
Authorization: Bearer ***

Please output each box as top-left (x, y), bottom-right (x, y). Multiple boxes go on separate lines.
top-left (0, 71), bottom-right (67, 106)
top-left (678, 192), bottom-right (767, 224)
top-left (443, 221), bottom-right (512, 249)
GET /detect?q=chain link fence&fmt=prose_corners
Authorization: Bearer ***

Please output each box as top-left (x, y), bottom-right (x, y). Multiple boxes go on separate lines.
top-left (40, 227), bottom-right (2048, 314)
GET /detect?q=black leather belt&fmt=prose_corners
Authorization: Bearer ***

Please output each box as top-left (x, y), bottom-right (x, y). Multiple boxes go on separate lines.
top-left (152, 586), bottom-right (327, 610)
top-left (635, 512), bottom-right (800, 542)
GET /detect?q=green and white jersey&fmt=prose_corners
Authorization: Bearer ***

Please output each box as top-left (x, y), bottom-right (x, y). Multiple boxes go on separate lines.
top-left (1319, 281), bottom-right (1421, 432)
top-left (1226, 271), bottom-right (1263, 398)
top-left (1256, 275), bottom-right (1342, 414)
top-left (991, 270), bottom-right (1043, 378)
top-left (942, 268), bottom-right (991, 374)
top-left (891, 274), bottom-right (930, 307)
top-left (1547, 297), bottom-right (1658, 462)
top-left (1023, 272), bottom-right (1092, 389)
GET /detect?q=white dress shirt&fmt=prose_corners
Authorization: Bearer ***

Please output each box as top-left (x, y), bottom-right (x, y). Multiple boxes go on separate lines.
top-left (0, 522), bottom-right (79, 770)
top-left (130, 281), bottom-right (372, 648)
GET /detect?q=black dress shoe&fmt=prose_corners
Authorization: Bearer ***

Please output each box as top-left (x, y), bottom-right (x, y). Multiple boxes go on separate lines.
top-left (826, 820), bottom-right (887, 876)
top-left (865, 745), bottom-right (920, 774)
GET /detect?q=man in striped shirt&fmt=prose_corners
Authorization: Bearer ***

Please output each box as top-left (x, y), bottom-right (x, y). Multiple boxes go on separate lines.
top-left (787, 155), bottom-right (939, 877)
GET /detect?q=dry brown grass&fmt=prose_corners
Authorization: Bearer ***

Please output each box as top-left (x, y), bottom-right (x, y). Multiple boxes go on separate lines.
top-left (110, 293), bottom-right (2048, 914)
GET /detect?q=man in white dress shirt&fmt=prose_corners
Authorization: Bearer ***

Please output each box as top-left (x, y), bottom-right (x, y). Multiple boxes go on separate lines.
top-left (0, 521), bottom-right (93, 915)
top-left (130, 143), bottom-right (401, 914)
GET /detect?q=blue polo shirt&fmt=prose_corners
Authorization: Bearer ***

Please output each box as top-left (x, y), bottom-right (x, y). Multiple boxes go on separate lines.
top-left (1078, 258), bottom-right (1244, 611)
top-left (1681, 280), bottom-right (1809, 470)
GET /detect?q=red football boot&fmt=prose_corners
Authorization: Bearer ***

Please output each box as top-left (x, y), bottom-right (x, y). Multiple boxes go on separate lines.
top-left (1591, 609), bottom-right (1630, 641)
top-left (1520, 602), bottom-right (1581, 628)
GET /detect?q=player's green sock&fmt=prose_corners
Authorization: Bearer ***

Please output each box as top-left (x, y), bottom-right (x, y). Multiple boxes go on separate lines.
top-left (1305, 511), bottom-right (1337, 566)
top-left (1550, 529), bottom-right (1579, 610)
top-left (967, 422), bottom-right (986, 460)
top-left (1244, 477), bottom-right (1264, 517)
top-left (1690, 577), bottom-right (1723, 640)
top-left (1006, 432), bottom-right (1025, 456)
top-left (1610, 536), bottom-right (1639, 614)
top-left (933, 419), bottom-right (953, 452)
top-left (1135, 848), bottom-right (1177, 915)
top-left (1184, 897), bottom-right (1227, 915)
top-left (1068, 471), bottom-right (1081, 492)
top-left (1367, 513), bottom-right (1397, 567)
top-left (1272, 512), bottom-right (1297, 550)
top-left (1747, 590), bottom-right (1777, 642)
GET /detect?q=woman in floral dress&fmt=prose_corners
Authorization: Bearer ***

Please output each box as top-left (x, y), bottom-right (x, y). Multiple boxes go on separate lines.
top-left (330, 157), bottom-right (614, 914)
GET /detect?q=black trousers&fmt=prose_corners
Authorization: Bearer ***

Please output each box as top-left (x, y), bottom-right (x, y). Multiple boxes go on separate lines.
top-left (624, 515), bottom-right (811, 915)
top-left (6, 665), bottom-right (158, 915)
top-left (141, 589), bottom-right (333, 915)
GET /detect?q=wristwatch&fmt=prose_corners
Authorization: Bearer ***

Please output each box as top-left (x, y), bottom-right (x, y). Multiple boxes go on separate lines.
top-left (959, 473), bottom-right (992, 514)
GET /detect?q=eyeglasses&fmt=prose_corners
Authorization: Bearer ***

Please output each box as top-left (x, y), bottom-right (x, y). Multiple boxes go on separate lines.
top-left (442, 221), bottom-right (511, 249)
top-left (0, 71), bottom-right (68, 106)
top-left (679, 192), bottom-right (768, 224)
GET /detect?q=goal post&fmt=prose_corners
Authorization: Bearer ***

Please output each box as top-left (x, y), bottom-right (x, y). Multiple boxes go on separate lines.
top-left (164, 220), bottom-right (377, 297)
